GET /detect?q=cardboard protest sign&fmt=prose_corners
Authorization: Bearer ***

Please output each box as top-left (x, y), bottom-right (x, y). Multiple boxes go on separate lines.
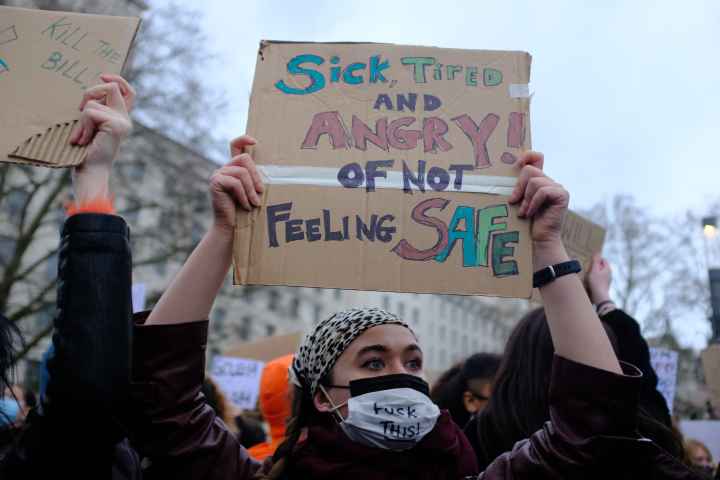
top-left (702, 344), bottom-right (720, 415)
top-left (531, 210), bottom-right (606, 302)
top-left (225, 331), bottom-right (302, 363)
top-left (560, 211), bottom-right (606, 276)
top-left (649, 347), bottom-right (678, 412)
top-left (0, 6), bottom-right (140, 167)
top-left (210, 355), bottom-right (265, 410)
top-left (234, 41), bottom-right (533, 297)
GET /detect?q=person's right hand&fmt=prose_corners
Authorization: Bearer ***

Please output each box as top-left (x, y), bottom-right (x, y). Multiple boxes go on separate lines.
top-left (585, 254), bottom-right (612, 304)
top-left (209, 135), bottom-right (264, 233)
top-left (70, 74), bottom-right (134, 203)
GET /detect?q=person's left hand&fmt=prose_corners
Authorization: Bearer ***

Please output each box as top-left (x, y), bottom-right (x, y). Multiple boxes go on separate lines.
top-left (70, 74), bottom-right (135, 203)
top-left (585, 254), bottom-right (612, 304)
top-left (508, 151), bottom-right (569, 247)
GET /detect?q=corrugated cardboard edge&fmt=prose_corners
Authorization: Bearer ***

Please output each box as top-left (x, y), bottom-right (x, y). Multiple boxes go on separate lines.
top-left (9, 121), bottom-right (87, 167)
top-left (3, 15), bottom-right (141, 169)
top-left (233, 209), bottom-right (255, 285)
top-left (233, 187), bottom-right (266, 285)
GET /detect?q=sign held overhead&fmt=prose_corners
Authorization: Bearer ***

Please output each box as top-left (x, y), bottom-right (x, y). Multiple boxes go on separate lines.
top-left (235, 41), bottom-right (533, 297)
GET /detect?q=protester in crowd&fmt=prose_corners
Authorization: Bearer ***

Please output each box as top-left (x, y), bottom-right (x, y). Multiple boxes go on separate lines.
top-left (2, 385), bottom-right (37, 425)
top-left (203, 377), bottom-right (237, 432)
top-left (248, 354), bottom-right (294, 460)
top-left (430, 353), bottom-right (501, 428)
top-left (0, 74), bottom-right (141, 479)
top-left (585, 254), bottom-right (674, 427)
top-left (0, 314), bottom-right (22, 458)
top-left (116, 140), bottom-right (707, 479)
top-left (235, 413), bottom-right (267, 449)
top-left (466, 304), bottom-right (687, 470)
top-left (686, 438), bottom-right (716, 478)
top-left (22, 388), bottom-right (36, 416)
top-left (0, 385), bottom-right (22, 430)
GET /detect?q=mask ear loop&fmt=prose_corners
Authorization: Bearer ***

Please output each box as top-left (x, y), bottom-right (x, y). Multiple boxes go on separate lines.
top-left (318, 384), bottom-right (349, 423)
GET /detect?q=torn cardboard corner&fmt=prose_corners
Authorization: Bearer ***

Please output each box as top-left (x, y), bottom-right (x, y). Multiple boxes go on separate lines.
top-left (234, 41), bottom-right (534, 298)
top-left (530, 210), bottom-right (606, 303)
top-left (0, 6), bottom-right (140, 168)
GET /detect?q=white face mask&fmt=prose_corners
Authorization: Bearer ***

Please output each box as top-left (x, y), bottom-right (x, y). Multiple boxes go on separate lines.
top-left (320, 374), bottom-right (441, 451)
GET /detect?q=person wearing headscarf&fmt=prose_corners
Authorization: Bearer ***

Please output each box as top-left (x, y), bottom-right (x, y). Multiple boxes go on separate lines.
top-left (120, 145), bottom-right (697, 479)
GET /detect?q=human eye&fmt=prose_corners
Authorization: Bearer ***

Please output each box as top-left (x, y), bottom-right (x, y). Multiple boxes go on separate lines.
top-left (362, 358), bottom-right (385, 371)
top-left (406, 357), bottom-right (423, 371)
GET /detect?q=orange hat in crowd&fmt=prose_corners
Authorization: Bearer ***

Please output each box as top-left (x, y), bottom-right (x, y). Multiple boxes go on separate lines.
top-left (248, 354), bottom-right (294, 461)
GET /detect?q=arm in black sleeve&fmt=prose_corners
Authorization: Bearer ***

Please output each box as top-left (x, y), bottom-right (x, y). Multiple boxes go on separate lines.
top-left (2, 214), bottom-right (134, 475)
top-left (600, 308), bottom-right (671, 426)
top-left (45, 213), bottom-right (133, 440)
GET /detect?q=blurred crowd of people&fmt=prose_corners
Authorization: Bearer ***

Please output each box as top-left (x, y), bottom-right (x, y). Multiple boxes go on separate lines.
top-left (0, 75), bottom-right (716, 479)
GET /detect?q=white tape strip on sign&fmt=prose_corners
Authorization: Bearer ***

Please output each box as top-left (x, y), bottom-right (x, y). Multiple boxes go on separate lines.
top-left (509, 83), bottom-right (531, 98)
top-left (258, 165), bottom-right (516, 196)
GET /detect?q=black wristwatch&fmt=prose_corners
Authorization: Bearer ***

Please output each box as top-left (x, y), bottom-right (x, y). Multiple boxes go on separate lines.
top-left (533, 260), bottom-right (582, 288)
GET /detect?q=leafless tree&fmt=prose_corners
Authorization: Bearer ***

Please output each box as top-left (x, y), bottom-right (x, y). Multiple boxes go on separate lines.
top-left (0, 0), bottom-right (225, 359)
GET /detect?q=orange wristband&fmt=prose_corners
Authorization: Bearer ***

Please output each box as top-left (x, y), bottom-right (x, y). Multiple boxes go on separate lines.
top-left (65, 196), bottom-right (116, 216)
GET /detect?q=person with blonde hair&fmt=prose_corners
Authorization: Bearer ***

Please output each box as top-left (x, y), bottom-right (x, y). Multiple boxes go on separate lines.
top-left (686, 438), bottom-right (716, 478)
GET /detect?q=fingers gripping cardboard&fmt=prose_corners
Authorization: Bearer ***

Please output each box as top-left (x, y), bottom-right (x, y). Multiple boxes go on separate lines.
top-left (0, 6), bottom-right (140, 168)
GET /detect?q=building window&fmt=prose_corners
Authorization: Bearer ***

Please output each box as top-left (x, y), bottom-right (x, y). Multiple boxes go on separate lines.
top-left (268, 290), bottom-right (280, 311)
top-left (314, 304), bottom-right (323, 324)
top-left (124, 162), bottom-right (146, 182)
top-left (397, 302), bottom-right (405, 319)
top-left (265, 324), bottom-right (276, 337)
top-left (35, 304), bottom-right (55, 330)
top-left (6, 189), bottom-right (29, 219)
top-left (440, 349), bottom-right (448, 367)
top-left (439, 325), bottom-right (446, 341)
top-left (412, 308), bottom-right (420, 326)
top-left (0, 235), bottom-right (16, 266)
top-left (154, 261), bottom-right (167, 276)
top-left (241, 286), bottom-right (255, 303)
top-left (213, 307), bottom-right (227, 331)
top-left (290, 297), bottom-right (300, 318)
top-left (235, 315), bottom-right (252, 340)
top-left (382, 295), bottom-right (389, 311)
top-left (334, 289), bottom-right (342, 300)
top-left (191, 220), bottom-right (204, 244)
top-left (451, 329), bottom-right (458, 348)
top-left (46, 252), bottom-right (58, 281)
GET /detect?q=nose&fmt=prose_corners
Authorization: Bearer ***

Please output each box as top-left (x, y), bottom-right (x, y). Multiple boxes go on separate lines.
top-left (387, 357), bottom-right (413, 375)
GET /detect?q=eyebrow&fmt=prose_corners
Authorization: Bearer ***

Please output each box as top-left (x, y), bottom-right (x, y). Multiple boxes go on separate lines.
top-left (355, 343), bottom-right (423, 356)
top-left (356, 344), bottom-right (389, 356)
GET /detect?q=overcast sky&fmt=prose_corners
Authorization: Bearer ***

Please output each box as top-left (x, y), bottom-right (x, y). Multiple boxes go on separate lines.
top-left (156, 0), bottom-right (719, 347)
top-left (191, 0), bottom-right (719, 216)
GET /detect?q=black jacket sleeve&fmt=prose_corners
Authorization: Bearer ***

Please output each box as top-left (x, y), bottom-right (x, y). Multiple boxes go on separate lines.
top-left (1, 214), bottom-right (135, 477)
top-left (600, 308), bottom-right (672, 426)
top-left (46, 213), bottom-right (133, 424)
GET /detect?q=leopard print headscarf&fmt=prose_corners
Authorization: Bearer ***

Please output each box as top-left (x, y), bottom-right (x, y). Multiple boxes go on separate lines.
top-left (290, 307), bottom-right (412, 396)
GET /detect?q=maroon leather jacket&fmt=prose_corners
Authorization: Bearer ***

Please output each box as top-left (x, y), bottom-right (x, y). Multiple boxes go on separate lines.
top-left (127, 318), bottom-right (699, 479)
